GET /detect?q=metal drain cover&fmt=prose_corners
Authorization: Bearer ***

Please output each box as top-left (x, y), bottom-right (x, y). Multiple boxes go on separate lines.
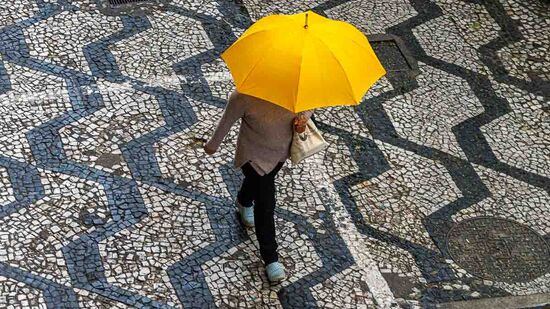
top-left (446, 217), bottom-right (549, 283)
top-left (368, 33), bottom-right (419, 91)
top-left (109, 0), bottom-right (151, 5)
top-left (98, 0), bottom-right (166, 16)
top-left (369, 34), bottom-right (419, 77)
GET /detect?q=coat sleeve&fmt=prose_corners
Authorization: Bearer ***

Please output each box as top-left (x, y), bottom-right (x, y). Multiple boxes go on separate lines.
top-left (205, 91), bottom-right (246, 151)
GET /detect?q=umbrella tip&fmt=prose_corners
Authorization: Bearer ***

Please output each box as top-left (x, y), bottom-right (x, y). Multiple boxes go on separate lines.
top-left (304, 13), bottom-right (309, 29)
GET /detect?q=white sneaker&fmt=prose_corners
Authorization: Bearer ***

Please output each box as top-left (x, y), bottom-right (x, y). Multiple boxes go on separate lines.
top-left (237, 200), bottom-right (254, 227)
top-left (266, 262), bottom-right (286, 283)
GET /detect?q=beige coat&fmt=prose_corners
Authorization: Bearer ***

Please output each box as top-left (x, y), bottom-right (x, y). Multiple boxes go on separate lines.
top-left (206, 91), bottom-right (313, 175)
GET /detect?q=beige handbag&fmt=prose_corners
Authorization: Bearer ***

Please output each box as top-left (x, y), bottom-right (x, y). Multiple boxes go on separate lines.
top-left (290, 119), bottom-right (329, 165)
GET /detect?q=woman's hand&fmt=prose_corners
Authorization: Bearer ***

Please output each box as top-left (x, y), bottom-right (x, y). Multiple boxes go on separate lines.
top-left (294, 114), bottom-right (308, 133)
top-left (204, 144), bottom-right (216, 155)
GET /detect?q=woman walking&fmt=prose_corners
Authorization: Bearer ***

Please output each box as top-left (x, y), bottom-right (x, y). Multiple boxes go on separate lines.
top-left (204, 91), bottom-right (312, 283)
top-left (203, 9), bottom-right (385, 284)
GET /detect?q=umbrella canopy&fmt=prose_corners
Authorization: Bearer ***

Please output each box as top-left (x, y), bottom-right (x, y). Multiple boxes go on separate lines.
top-left (221, 11), bottom-right (386, 113)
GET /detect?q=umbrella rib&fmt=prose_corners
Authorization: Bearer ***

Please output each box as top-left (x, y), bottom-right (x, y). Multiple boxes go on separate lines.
top-left (231, 21), bottom-right (296, 46)
top-left (321, 21), bottom-right (372, 49)
top-left (237, 44), bottom-right (277, 90)
top-left (315, 27), bottom-right (386, 98)
top-left (316, 25), bottom-right (376, 59)
top-left (293, 35), bottom-right (308, 113)
top-left (310, 34), bottom-right (357, 103)
top-left (230, 28), bottom-right (274, 47)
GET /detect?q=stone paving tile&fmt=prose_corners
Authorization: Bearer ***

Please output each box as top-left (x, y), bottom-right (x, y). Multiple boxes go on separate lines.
top-left (382, 63), bottom-right (484, 158)
top-left (0, 0), bottom-right (37, 28)
top-left (413, 15), bottom-right (492, 75)
top-left (482, 82), bottom-right (550, 178)
top-left (0, 61), bottom-right (71, 164)
top-left (170, 0), bottom-right (224, 17)
top-left (59, 80), bottom-right (166, 178)
top-left (242, 0), bottom-right (327, 21)
top-left (496, 0), bottom-right (550, 82)
top-left (0, 276), bottom-right (46, 309)
top-left (0, 167), bottom-right (16, 207)
top-left (23, 10), bottom-right (122, 74)
top-left (100, 184), bottom-right (215, 308)
top-left (310, 266), bottom-right (376, 309)
top-left (315, 122), bottom-right (425, 295)
top-left (110, 10), bottom-right (213, 91)
top-left (0, 0), bottom-right (548, 308)
top-left (326, 0), bottom-right (417, 34)
top-left (154, 97), bottom-right (236, 197)
top-left (454, 165), bottom-right (550, 240)
top-left (76, 292), bottom-right (132, 309)
top-left (350, 141), bottom-right (463, 249)
top-left (434, 0), bottom-right (501, 50)
top-left (0, 171), bottom-right (108, 285)
top-left (202, 226), bottom-right (323, 309)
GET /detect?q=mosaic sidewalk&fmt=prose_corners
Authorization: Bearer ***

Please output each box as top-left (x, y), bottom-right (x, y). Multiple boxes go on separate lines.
top-left (0, 0), bottom-right (549, 308)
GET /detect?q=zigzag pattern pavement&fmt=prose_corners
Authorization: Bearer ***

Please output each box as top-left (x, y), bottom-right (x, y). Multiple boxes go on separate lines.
top-left (0, 0), bottom-right (548, 308)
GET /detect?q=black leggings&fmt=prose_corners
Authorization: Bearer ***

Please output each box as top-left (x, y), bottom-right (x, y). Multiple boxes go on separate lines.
top-left (237, 162), bottom-right (284, 264)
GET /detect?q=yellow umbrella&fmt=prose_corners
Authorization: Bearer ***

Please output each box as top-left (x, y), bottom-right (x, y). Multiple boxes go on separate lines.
top-left (221, 11), bottom-right (386, 113)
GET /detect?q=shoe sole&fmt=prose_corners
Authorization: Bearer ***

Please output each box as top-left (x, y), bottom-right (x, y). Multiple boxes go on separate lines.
top-left (265, 267), bottom-right (286, 283)
top-left (267, 273), bottom-right (286, 283)
top-left (269, 276), bottom-right (285, 283)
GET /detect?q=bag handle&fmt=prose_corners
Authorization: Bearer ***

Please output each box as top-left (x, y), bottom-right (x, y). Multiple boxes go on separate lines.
top-left (297, 123), bottom-right (310, 141)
